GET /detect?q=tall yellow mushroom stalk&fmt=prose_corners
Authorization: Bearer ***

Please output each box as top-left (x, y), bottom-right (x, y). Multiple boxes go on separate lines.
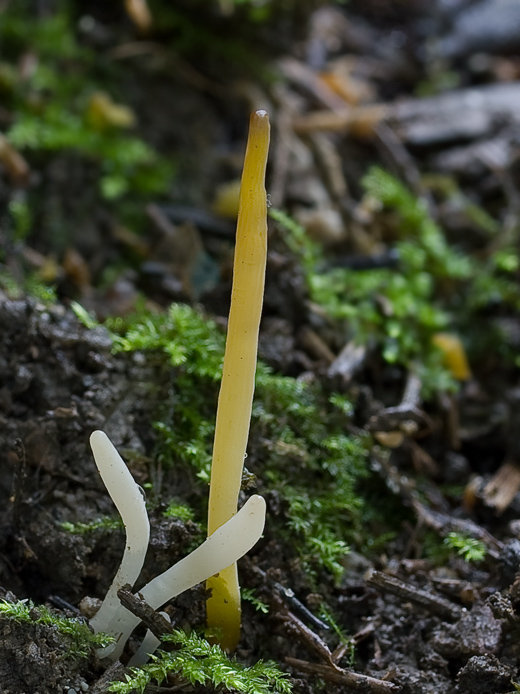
top-left (206, 110), bottom-right (270, 651)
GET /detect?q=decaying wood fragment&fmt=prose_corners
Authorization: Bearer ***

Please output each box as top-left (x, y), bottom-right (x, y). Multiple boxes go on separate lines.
top-left (306, 131), bottom-right (353, 215)
top-left (269, 84), bottom-right (295, 209)
top-left (436, 0), bottom-right (520, 59)
top-left (89, 662), bottom-right (127, 694)
top-left (365, 569), bottom-right (463, 621)
top-left (391, 82), bottom-right (520, 146)
top-left (286, 657), bottom-right (401, 693)
top-left (294, 82), bottom-right (520, 149)
top-left (367, 372), bottom-right (431, 435)
top-left (371, 448), bottom-right (503, 558)
top-left (293, 104), bottom-right (388, 137)
top-left (328, 340), bottom-right (367, 384)
top-left (117, 586), bottom-right (174, 641)
top-left (278, 57), bottom-right (348, 112)
top-left (276, 599), bottom-right (334, 665)
top-left (275, 593), bottom-right (400, 693)
top-left (299, 325), bottom-right (336, 364)
top-left (483, 461), bottom-right (520, 514)
top-left (411, 499), bottom-right (503, 558)
top-left (374, 121), bottom-right (425, 201)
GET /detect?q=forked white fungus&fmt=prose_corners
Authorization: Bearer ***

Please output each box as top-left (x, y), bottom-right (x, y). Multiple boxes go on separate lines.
top-left (103, 494), bottom-right (266, 661)
top-left (128, 611), bottom-right (171, 667)
top-left (87, 431), bottom-right (266, 662)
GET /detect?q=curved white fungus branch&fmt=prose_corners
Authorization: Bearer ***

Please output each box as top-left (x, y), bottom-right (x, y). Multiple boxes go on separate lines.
top-left (101, 494), bottom-right (266, 661)
top-left (88, 430), bottom-right (150, 637)
top-left (128, 611), bottom-right (171, 667)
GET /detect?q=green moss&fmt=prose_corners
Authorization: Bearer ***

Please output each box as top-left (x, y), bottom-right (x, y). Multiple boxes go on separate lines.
top-left (272, 167), bottom-right (520, 397)
top-left (443, 532), bottom-right (487, 563)
top-left (108, 628), bottom-right (291, 694)
top-left (1, 0), bottom-right (174, 251)
top-left (7, 102), bottom-right (172, 203)
top-left (256, 373), bottom-right (369, 581)
top-left (242, 588), bottom-right (270, 614)
top-left (8, 197), bottom-right (32, 242)
top-left (0, 269), bottom-right (57, 303)
top-left (162, 500), bottom-right (195, 522)
top-left (94, 301), bottom-right (370, 580)
top-left (0, 599), bottom-right (113, 659)
top-left (107, 302), bottom-right (225, 485)
top-left (108, 303), bottom-right (225, 380)
top-left (60, 516), bottom-right (122, 535)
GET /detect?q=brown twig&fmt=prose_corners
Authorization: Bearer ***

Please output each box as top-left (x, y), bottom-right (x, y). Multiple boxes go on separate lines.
top-left (117, 586), bottom-right (175, 641)
top-left (374, 121), bottom-right (428, 205)
top-left (275, 598), bottom-right (334, 665)
top-left (328, 340), bottom-right (367, 385)
top-left (367, 372), bottom-right (433, 434)
top-left (365, 569), bottom-right (463, 621)
top-left (286, 657), bottom-right (401, 692)
top-left (411, 498), bottom-right (503, 558)
top-left (245, 560), bottom-right (330, 632)
top-left (269, 83), bottom-right (294, 209)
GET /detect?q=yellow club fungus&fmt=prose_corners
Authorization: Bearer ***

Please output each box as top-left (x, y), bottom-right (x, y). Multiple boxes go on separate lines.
top-left (432, 332), bottom-right (472, 381)
top-left (206, 109), bottom-right (270, 650)
top-left (86, 92), bottom-right (136, 131)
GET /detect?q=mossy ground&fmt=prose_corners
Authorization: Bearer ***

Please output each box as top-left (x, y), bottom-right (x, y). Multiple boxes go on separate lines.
top-left (1, 1), bottom-right (520, 693)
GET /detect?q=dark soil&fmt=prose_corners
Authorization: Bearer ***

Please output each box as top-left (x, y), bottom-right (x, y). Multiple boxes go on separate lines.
top-left (2, 1), bottom-right (520, 693)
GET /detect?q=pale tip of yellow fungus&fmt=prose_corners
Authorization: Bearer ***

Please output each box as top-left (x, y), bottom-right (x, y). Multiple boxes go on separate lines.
top-left (432, 332), bottom-right (472, 381)
top-left (249, 109), bottom-right (270, 133)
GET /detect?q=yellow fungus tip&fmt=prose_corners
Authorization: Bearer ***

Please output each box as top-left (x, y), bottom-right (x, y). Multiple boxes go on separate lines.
top-left (432, 332), bottom-right (472, 381)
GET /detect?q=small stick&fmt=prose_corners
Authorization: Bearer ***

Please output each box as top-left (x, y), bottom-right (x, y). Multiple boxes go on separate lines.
top-left (367, 372), bottom-right (432, 433)
top-left (374, 121), bottom-right (425, 202)
top-left (413, 500), bottom-right (502, 558)
top-left (307, 131), bottom-right (354, 219)
top-left (269, 84), bottom-right (292, 209)
top-left (117, 586), bottom-right (174, 641)
top-left (275, 598), bottom-right (334, 665)
top-left (286, 657), bottom-right (401, 693)
top-left (293, 104), bottom-right (389, 136)
top-left (328, 341), bottom-right (367, 385)
top-left (365, 569), bottom-right (463, 621)
top-left (244, 560), bottom-right (330, 632)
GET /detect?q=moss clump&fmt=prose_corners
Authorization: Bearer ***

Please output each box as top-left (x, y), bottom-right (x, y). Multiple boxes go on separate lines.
top-left (108, 628), bottom-right (291, 694)
top-left (107, 303), bottom-right (224, 485)
top-left (162, 499), bottom-right (196, 522)
top-left (100, 301), bottom-right (370, 581)
top-left (273, 167), bottom-right (520, 397)
top-left (254, 370), bottom-right (369, 582)
top-left (443, 532), bottom-right (487, 563)
top-left (60, 516), bottom-right (122, 535)
top-left (1, 1), bottom-right (173, 250)
top-left (0, 599), bottom-right (112, 659)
